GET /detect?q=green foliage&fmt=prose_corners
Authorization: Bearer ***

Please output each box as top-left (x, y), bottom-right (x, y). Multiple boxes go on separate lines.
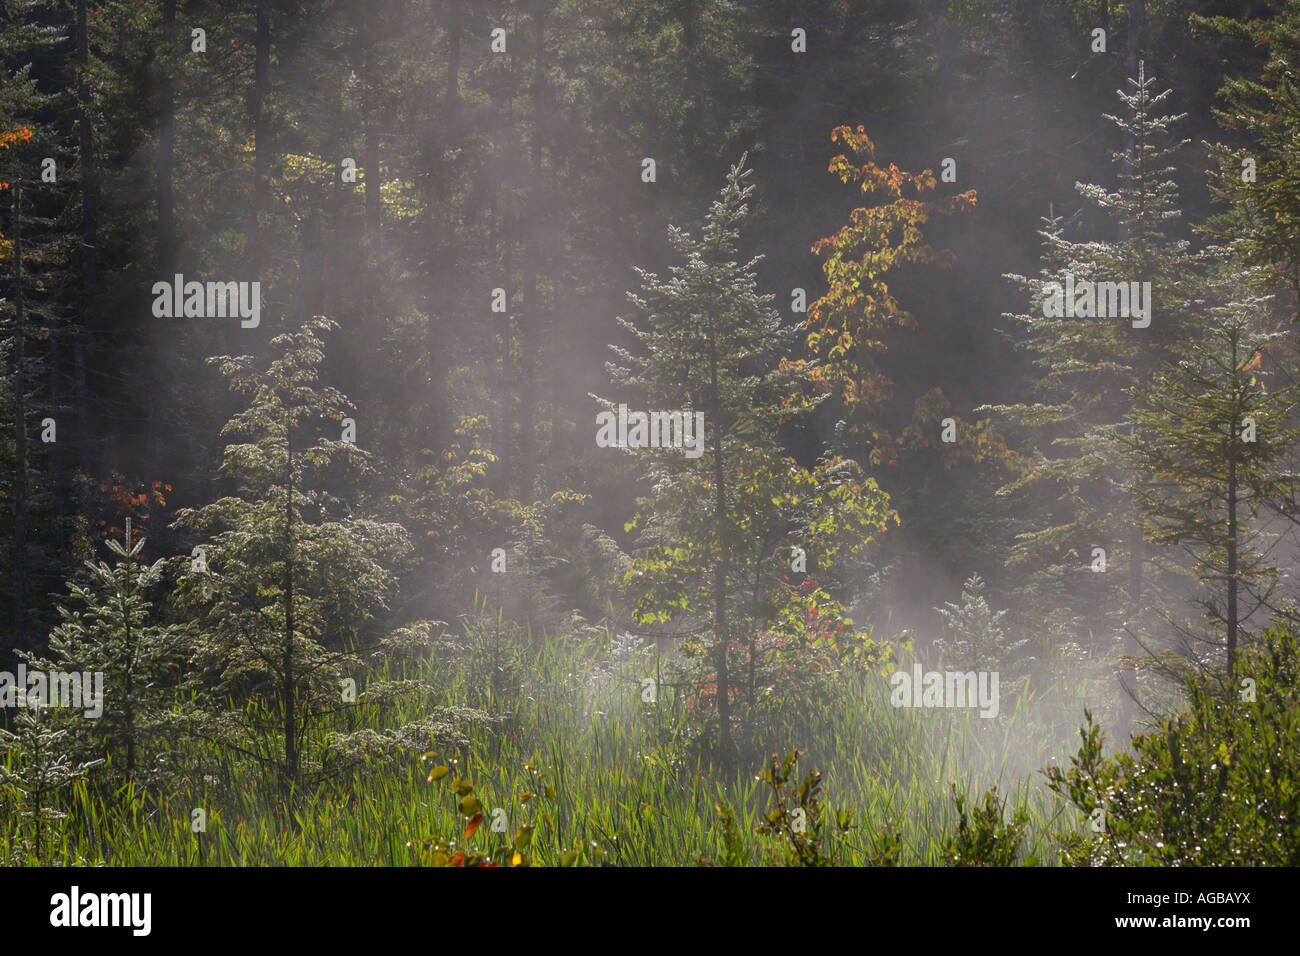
top-left (1119, 260), bottom-right (1300, 679)
top-left (603, 155), bottom-right (895, 763)
top-left (413, 754), bottom-right (555, 868)
top-left (754, 749), bottom-right (853, 867)
top-left (1194, 1), bottom-right (1300, 314)
top-left (169, 316), bottom-right (411, 791)
top-left (985, 64), bottom-right (1196, 639)
top-left (935, 572), bottom-right (1028, 675)
top-left (0, 706), bottom-right (102, 863)
top-left (441, 595), bottom-right (531, 712)
top-left (941, 784), bottom-right (1030, 867)
top-left (24, 529), bottom-right (188, 784)
top-left (805, 124), bottom-right (977, 464)
top-left (6, 0), bottom-right (1299, 875)
top-left (1046, 625), bottom-right (1300, 865)
top-left (0, 613), bottom-right (1083, 866)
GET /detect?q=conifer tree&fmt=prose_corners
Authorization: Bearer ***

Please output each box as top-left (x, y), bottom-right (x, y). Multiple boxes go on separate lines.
top-left (170, 315), bottom-right (411, 794)
top-left (1194, 2), bottom-right (1300, 316)
top-left (985, 64), bottom-right (1194, 643)
top-left (0, 705), bottom-right (102, 863)
top-left (598, 157), bottom-right (894, 764)
top-left (935, 573), bottom-right (1027, 675)
top-left (1120, 262), bottom-right (1300, 681)
top-left (25, 524), bottom-right (188, 782)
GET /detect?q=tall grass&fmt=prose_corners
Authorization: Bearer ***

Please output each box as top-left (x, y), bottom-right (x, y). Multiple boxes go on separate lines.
top-left (2, 621), bottom-right (1104, 866)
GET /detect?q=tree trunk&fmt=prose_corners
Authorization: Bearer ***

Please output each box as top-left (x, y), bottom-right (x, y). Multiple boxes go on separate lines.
top-left (73, 0), bottom-right (94, 480)
top-left (1128, 490), bottom-right (1143, 616)
top-left (77, 0), bottom-right (97, 292)
top-left (709, 339), bottom-right (734, 766)
top-left (147, 0), bottom-right (177, 478)
top-left (121, 535), bottom-right (136, 778)
top-left (517, 6), bottom-right (547, 500)
top-left (157, 0), bottom-right (176, 268)
top-left (282, 411), bottom-right (297, 794)
top-left (934, 0), bottom-right (952, 116)
top-left (679, 0), bottom-right (700, 164)
top-left (1227, 445), bottom-right (1238, 678)
top-left (494, 82), bottom-right (516, 498)
top-left (1127, 0), bottom-right (1144, 84)
top-left (11, 185), bottom-right (28, 650)
top-left (251, 0), bottom-right (270, 280)
top-left (361, 0), bottom-right (380, 239)
top-left (1127, 56), bottom-right (1148, 620)
top-left (425, 0), bottom-right (461, 457)
top-left (1227, 334), bottom-right (1241, 678)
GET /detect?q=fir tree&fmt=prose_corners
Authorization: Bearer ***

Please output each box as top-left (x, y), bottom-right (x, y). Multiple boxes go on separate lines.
top-left (935, 573), bottom-right (1027, 675)
top-left (1194, 2), bottom-right (1300, 316)
top-left (597, 156), bottom-right (894, 764)
top-left (0, 704), bottom-right (102, 864)
top-left (24, 523), bottom-right (188, 783)
top-left (170, 315), bottom-right (411, 794)
top-left (1120, 261), bottom-right (1300, 681)
top-left (985, 64), bottom-right (1194, 646)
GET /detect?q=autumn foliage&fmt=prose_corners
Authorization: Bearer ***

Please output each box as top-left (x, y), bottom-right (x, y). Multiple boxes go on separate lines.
top-left (806, 125), bottom-right (977, 463)
top-left (95, 479), bottom-right (172, 549)
top-left (0, 124), bottom-right (31, 190)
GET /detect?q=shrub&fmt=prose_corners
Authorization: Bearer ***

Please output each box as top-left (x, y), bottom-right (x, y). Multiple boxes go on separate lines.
top-left (1045, 624), bottom-right (1300, 865)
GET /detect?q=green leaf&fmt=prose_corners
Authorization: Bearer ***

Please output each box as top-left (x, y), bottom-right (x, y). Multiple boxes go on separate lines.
top-left (514, 825), bottom-right (534, 850)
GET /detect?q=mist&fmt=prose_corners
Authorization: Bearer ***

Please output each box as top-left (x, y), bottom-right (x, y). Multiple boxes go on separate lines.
top-left (2, 0), bottom-right (1298, 887)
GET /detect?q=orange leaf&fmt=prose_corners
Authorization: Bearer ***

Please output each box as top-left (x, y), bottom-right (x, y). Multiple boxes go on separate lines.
top-left (464, 812), bottom-right (484, 840)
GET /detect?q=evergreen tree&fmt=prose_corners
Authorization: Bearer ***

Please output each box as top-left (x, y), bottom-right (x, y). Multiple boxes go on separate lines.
top-left (0, 704), bottom-right (102, 863)
top-left (984, 64), bottom-right (1194, 647)
top-left (1, 0), bottom-right (72, 648)
top-left (1120, 261), bottom-right (1300, 681)
top-left (24, 524), bottom-right (188, 783)
top-left (935, 572), bottom-right (1027, 675)
top-left (1194, 2), bottom-right (1300, 317)
top-left (170, 315), bottom-right (411, 794)
top-left (598, 156), bottom-right (893, 764)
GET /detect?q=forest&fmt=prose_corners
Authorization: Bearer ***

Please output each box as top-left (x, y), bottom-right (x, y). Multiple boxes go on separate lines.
top-left (1, 0), bottom-right (1299, 872)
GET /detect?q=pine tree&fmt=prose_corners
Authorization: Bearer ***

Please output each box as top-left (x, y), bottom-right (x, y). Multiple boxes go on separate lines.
top-left (598, 156), bottom-right (894, 764)
top-left (1120, 261), bottom-right (1300, 681)
top-left (25, 523), bottom-right (188, 783)
top-left (170, 315), bottom-right (411, 794)
top-left (984, 64), bottom-right (1194, 645)
top-left (0, 704), bottom-right (102, 863)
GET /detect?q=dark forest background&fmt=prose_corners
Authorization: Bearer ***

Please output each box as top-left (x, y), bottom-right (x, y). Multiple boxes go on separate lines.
top-left (3, 0), bottom-right (1300, 867)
